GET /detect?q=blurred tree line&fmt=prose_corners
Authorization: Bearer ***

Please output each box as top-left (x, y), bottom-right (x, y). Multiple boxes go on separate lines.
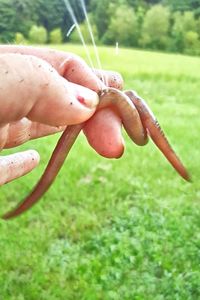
top-left (0, 0), bottom-right (85, 43)
top-left (0, 0), bottom-right (200, 56)
top-left (88, 0), bottom-right (200, 55)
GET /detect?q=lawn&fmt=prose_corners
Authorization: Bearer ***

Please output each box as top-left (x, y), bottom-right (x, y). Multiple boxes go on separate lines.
top-left (0, 45), bottom-right (199, 300)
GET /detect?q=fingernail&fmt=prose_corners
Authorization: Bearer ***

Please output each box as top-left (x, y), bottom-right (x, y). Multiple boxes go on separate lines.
top-left (74, 84), bottom-right (99, 109)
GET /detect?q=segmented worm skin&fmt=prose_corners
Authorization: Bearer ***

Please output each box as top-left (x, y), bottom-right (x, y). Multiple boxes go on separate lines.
top-left (125, 90), bottom-right (190, 182)
top-left (2, 88), bottom-right (190, 220)
top-left (98, 89), bottom-right (148, 146)
top-left (2, 124), bottom-right (83, 220)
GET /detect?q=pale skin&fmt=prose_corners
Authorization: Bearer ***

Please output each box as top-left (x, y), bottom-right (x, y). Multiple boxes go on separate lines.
top-left (0, 46), bottom-right (124, 186)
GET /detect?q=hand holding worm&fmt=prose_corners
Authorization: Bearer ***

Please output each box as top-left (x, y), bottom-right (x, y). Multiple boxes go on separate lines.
top-left (2, 87), bottom-right (190, 219)
top-left (0, 46), bottom-right (189, 219)
top-left (0, 46), bottom-right (125, 158)
top-left (0, 47), bottom-right (124, 186)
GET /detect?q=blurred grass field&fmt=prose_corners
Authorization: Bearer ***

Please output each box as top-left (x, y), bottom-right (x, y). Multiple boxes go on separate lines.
top-left (0, 45), bottom-right (200, 300)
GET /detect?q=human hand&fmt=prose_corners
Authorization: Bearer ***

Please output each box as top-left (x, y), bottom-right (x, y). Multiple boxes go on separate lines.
top-left (0, 46), bottom-right (124, 185)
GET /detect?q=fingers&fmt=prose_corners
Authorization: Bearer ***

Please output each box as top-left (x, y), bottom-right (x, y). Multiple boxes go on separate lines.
top-left (83, 108), bottom-right (124, 158)
top-left (0, 47), bottom-right (125, 159)
top-left (4, 111), bottom-right (125, 158)
top-left (58, 57), bottom-right (124, 92)
top-left (58, 55), bottom-right (124, 158)
top-left (94, 69), bottom-right (124, 90)
top-left (0, 150), bottom-right (40, 186)
top-left (0, 124), bottom-right (9, 149)
top-left (59, 56), bottom-right (105, 92)
top-left (3, 118), bottom-right (65, 149)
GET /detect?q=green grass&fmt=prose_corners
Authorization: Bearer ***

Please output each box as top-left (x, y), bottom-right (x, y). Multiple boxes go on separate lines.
top-left (0, 45), bottom-right (200, 300)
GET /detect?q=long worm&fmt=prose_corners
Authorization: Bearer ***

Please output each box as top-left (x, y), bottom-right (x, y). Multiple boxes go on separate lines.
top-left (2, 88), bottom-right (189, 219)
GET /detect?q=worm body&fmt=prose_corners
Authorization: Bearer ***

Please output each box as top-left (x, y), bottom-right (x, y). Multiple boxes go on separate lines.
top-left (125, 90), bottom-right (190, 181)
top-left (3, 124), bottom-right (83, 219)
top-left (2, 88), bottom-right (190, 220)
top-left (98, 88), bottom-right (148, 146)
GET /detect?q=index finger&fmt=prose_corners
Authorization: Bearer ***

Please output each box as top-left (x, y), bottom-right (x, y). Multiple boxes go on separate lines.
top-left (0, 45), bottom-right (123, 91)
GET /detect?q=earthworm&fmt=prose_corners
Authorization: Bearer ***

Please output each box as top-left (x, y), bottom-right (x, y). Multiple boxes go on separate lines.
top-left (125, 90), bottom-right (190, 181)
top-left (2, 88), bottom-right (189, 220)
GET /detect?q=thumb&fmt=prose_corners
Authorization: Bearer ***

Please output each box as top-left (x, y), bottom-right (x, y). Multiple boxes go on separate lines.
top-left (27, 74), bottom-right (100, 127)
top-left (0, 54), bottom-right (99, 127)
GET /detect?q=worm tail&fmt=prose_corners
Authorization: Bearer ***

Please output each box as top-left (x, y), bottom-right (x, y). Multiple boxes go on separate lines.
top-left (3, 124), bottom-right (83, 220)
top-left (125, 90), bottom-right (190, 181)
